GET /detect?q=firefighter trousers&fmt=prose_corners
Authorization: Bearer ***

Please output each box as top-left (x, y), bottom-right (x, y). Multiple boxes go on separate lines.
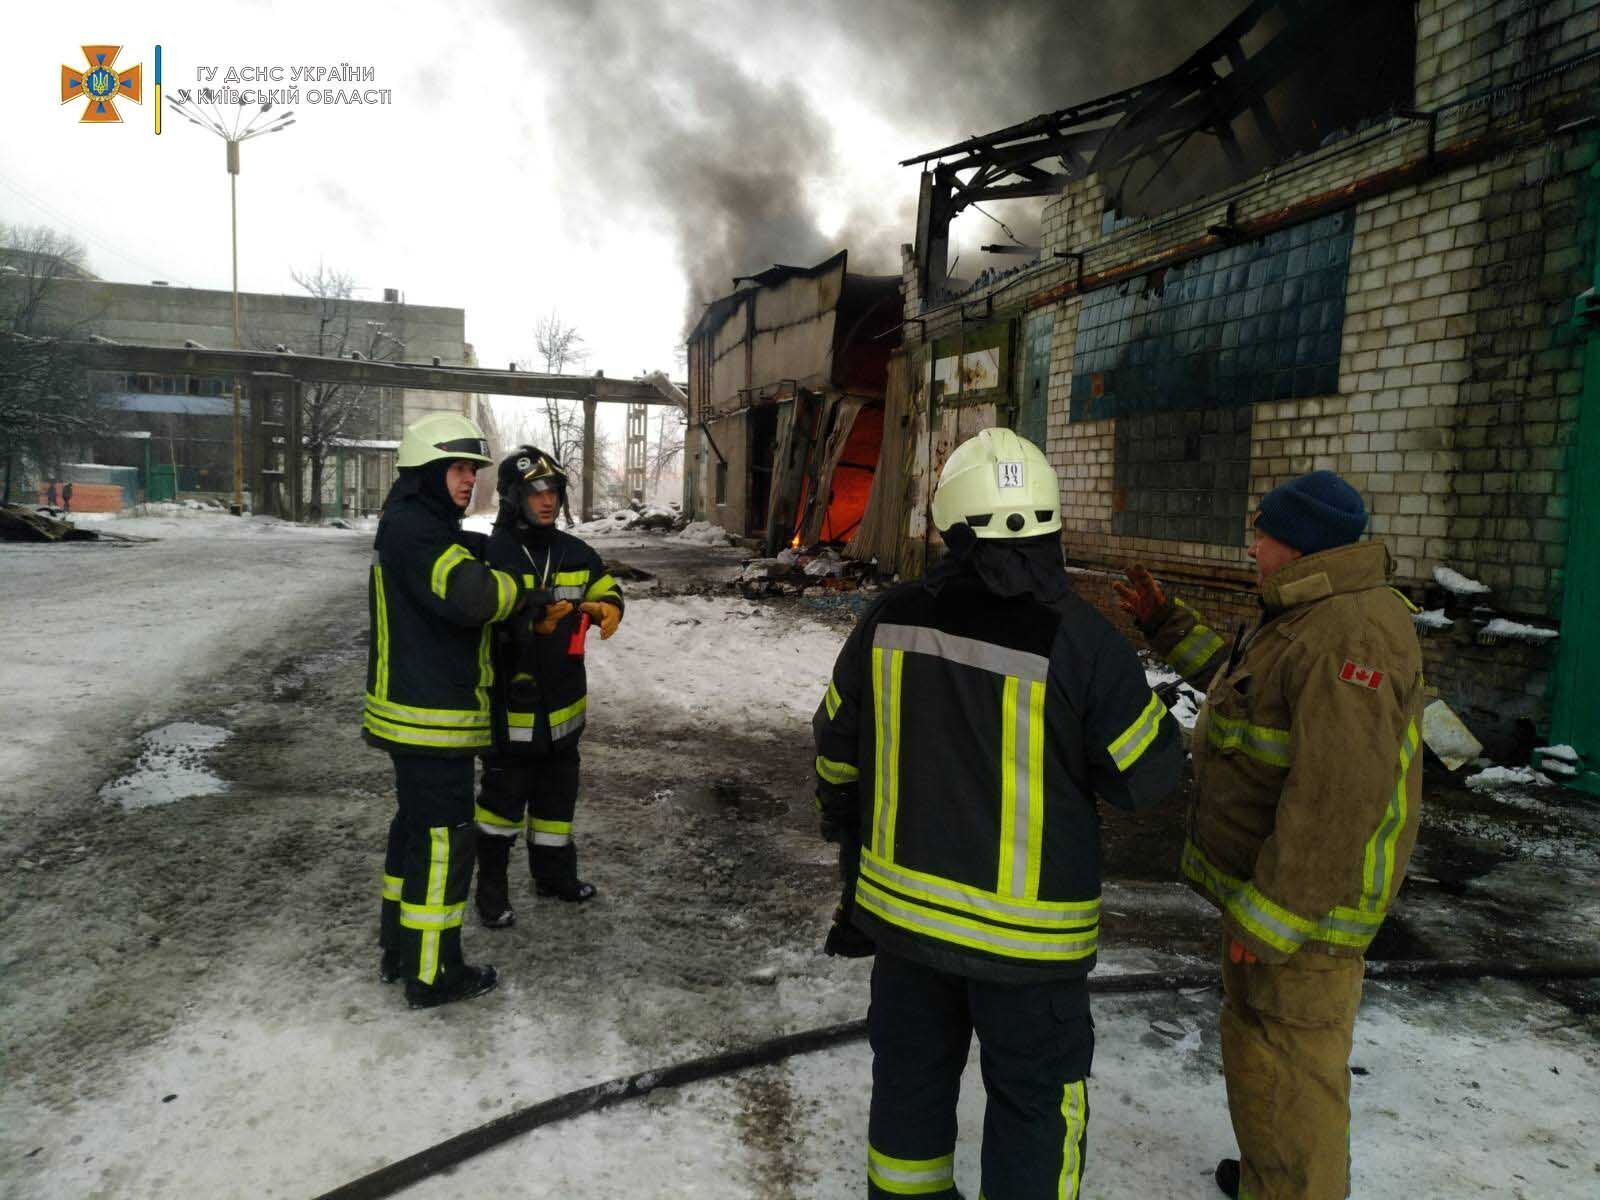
top-left (379, 755), bottom-right (476, 985)
top-left (867, 950), bottom-right (1093, 1200)
top-left (475, 746), bottom-right (582, 911)
top-left (1220, 938), bottom-right (1365, 1200)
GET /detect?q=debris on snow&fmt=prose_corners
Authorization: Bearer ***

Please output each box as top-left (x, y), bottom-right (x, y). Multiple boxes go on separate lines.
top-left (737, 545), bottom-right (878, 598)
top-left (1145, 666), bottom-right (1204, 730)
top-left (1420, 699), bottom-right (1483, 771)
top-left (1477, 618), bottom-right (1559, 645)
top-left (0, 503), bottom-right (100, 543)
top-left (802, 551), bottom-right (846, 577)
top-left (1464, 765), bottom-right (1552, 792)
top-left (99, 722), bottom-right (232, 810)
top-left (674, 521), bottom-right (731, 547)
top-left (1432, 566), bottom-right (1490, 596)
top-left (1412, 608), bottom-right (1453, 632)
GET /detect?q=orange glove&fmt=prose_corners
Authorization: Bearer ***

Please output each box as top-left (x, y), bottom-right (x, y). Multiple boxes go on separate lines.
top-left (532, 600), bottom-right (574, 635)
top-left (1112, 563), bottom-right (1167, 623)
top-left (1228, 938), bottom-right (1258, 965)
top-left (579, 600), bottom-right (622, 639)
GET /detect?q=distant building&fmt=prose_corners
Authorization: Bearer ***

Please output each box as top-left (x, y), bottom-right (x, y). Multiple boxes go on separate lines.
top-left (30, 275), bottom-right (476, 516)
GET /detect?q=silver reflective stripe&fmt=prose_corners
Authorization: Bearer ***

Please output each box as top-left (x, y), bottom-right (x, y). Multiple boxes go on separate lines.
top-left (873, 623), bottom-right (1049, 683)
top-left (860, 853), bottom-right (1098, 926)
top-left (867, 1146), bottom-right (954, 1192)
top-left (550, 712), bottom-right (586, 740)
top-left (399, 903), bottom-right (467, 929)
top-left (1009, 679), bottom-right (1033, 897)
top-left (554, 586), bottom-right (588, 601)
top-left (507, 725), bottom-right (534, 743)
top-left (532, 831), bottom-right (570, 847)
top-left (873, 648), bottom-right (894, 856)
top-left (477, 823), bottom-right (517, 839)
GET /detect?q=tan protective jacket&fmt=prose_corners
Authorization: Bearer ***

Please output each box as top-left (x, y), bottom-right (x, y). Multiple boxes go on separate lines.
top-left (1142, 542), bottom-right (1424, 963)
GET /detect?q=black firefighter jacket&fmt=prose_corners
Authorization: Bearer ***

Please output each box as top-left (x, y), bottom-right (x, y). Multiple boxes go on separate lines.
top-left (363, 484), bottom-right (524, 756)
top-left (484, 521), bottom-right (624, 757)
top-left (813, 569), bottom-right (1183, 983)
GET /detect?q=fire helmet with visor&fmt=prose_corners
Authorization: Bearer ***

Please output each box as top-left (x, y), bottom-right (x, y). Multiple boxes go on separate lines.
top-left (930, 427), bottom-right (1062, 539)
top-left (395, 411), bottom-right (492, 469)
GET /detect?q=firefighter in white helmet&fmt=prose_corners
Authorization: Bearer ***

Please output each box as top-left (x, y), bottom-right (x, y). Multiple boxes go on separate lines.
top-left (813, 427), bottom-right (1182, 1198)
top-left (364, 411), bottom-right (529, 1009)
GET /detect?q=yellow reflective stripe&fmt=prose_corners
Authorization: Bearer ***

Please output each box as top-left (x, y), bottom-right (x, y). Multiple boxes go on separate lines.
top-left (1059, 1079), bottom-right (1087, 1200)
top-left (430, 543), bottom-right (472, 600)
top-left (549, 697), bottom-right (587, 726)
top-left (506, 711), bottom-right (536, 729)
top-left (1361, 719), bottom-right (1418, 912)
top-left (1108, 691), bottom-right (1165, 772)
top-left (421, 826), bottom-right (449, 984)
top-left (474, 803), bottom-right (520, 831)
top-left (872, 647), bottom-right (904, 860)
top-left (816, 755), bottom-right (860, 785)
top-left (530, 818), bottom-right (572, 836)
top-left (861, 849), bottom-right (1099, 927)
top-left (553, 569), bottom-right (591, 587)
top-left (1180, 839), bottom-right (1377, 954)
top-left (362, 712), bottom-right (492, 749)
top-left (372, 563), bottom-right (392, 701)
top-left (492, 569), bottom-right (518, 621)
top-left (1168, 602), bottom-right (1224, 678)
top-left (998, 676), bottom-right (1020, 895)
top-left (1206, 712), bottom-right (1291, 768)
top-left (381, 873), bottom-right (403, 902)
top-left (476, 625), bottom-right (493, 718)
top-left (867, 1145), bottom-right (954, 1195)
top-left (364, 693), bottom-right (490, 729)
top-left (399, 901), bottom-right (467, 929)
top-left (1023, 680), bottom-right (1046, 900)
top-left (857, 878), bottom-right (1099, 961)
top-left (584, 573), bottom-right (620, 601)
top-left (825, 680), bottom-right (842, 720)
top-left (1389, 586), bottom-right (1421, 614)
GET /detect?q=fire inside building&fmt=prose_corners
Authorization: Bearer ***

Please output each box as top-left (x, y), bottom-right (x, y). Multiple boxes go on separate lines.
top-left (687, 0), bottom-right (1600, 783)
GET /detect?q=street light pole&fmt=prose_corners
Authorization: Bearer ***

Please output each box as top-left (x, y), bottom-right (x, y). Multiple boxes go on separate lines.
top-left (168, 94), bottom-right (295, 515)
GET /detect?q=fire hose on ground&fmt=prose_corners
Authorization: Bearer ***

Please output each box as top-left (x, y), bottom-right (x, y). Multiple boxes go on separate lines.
top-left (313, 957), bottom-right (1600, 1200)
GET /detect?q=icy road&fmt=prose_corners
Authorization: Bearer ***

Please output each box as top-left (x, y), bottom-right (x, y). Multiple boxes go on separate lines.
top-left (1, 507), bottom-right (1596, 1198)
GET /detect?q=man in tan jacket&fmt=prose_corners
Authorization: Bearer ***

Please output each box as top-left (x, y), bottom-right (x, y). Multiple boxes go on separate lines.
top-left (1116, 470), bottom-right (1424, 1200)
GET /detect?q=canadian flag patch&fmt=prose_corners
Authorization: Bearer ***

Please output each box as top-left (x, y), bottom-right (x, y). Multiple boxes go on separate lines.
top-left (1339, 660), bottom-right (1384, 690)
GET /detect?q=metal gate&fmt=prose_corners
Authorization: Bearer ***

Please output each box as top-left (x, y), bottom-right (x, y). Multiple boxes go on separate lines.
top-left (1549, 148), bottom-right (1600, 795)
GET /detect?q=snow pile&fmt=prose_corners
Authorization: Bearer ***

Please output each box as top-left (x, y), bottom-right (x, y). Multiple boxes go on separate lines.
top-left (1478, 618), bottom-right (1559, 644)
top-left (1432, 566), bottom-right (1490, 596)
top-left (1464, 765), bottom-right (1552, 792)
top-left (1535, 745), bottom-right (1581, 778)
top-left (571, 509), bottom-right (643, 535)
top-left (1412, 608), bottom-right (1453, 631)
top-left (98, 722), bottom-right (232, 810)
top-left (675, 521), bottom-right (731, 547)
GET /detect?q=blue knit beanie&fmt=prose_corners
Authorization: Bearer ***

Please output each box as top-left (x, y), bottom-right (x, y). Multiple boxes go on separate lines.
top-left (1255, 471), bottom-right (1367, 554)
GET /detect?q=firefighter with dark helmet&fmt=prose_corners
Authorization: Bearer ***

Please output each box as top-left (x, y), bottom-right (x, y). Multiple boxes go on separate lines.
top-left (813, 427), bottom-right (1183, 1198)
top-left (367, 411), bottom-right (530, 1008)
top-left (471, 445), bottom-right (624, 927)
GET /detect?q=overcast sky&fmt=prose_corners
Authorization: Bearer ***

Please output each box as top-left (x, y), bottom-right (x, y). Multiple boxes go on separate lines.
top-left (7, 0), bottom-right (1243, 389)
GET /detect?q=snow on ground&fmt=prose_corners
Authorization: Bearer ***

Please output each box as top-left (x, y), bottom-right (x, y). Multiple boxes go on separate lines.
top-left (0, 508), bottom-right (370, 854)
top-left (97, 722), bottom-right (232, 810)
top-left (3, 519), bottom-right (1598, 1198)
top-left (675, 519), bottom-right (733, 546)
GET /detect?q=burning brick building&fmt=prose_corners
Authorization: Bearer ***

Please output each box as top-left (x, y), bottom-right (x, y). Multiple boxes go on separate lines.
top-left (853, 0), bottom-right (1599, 781)
top-left (684, 252), bottom-right (902, 553)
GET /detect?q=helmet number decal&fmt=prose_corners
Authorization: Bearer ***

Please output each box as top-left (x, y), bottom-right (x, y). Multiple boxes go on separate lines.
top-left (996, 461), bottom-right (1025, 489)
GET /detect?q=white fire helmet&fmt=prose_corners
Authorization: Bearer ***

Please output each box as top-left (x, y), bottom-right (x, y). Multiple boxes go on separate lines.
top-left (930, 427), bottom-right (1062, 539)
top-left (396, 411), bottom-right (493, 469)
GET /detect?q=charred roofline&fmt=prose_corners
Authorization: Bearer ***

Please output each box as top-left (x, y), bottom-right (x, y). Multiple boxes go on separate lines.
top-left (903, 0), bottom-right (1385, 302)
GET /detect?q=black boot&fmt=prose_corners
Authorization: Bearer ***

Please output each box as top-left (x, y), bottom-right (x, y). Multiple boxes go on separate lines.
top-left (531, 838), bottom-right (596, 902)
top-left (405, 963), bottom-right (499, 1009)
top-left (379, 949), bottom-right (403, 984)
top-left (475, 835), bottom-right (516, 928)
top-left (1215, 1158), bottom-right (1240, 1198)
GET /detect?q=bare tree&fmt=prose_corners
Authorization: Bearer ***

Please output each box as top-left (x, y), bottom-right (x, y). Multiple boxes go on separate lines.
top-left (286, 264), bottom-right (404, 521)
top-left (0, 225), bottom-right (104, 504)
top-left (649, 406), bottom-right (684, 497)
